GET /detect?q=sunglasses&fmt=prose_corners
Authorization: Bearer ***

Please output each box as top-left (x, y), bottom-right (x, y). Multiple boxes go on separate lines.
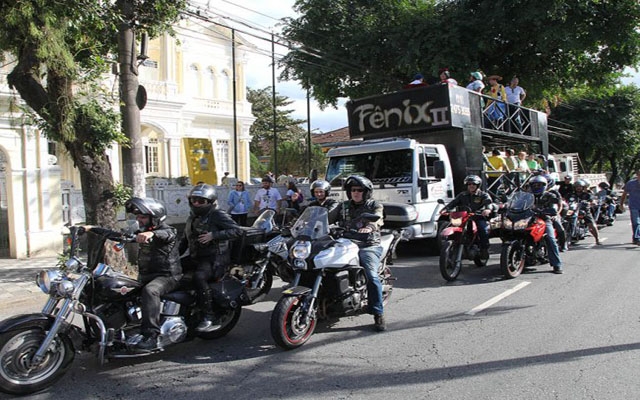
top-left (190, 197), bottom-right (208, 205)
top-left (350, 188), bottom-right (364, 193)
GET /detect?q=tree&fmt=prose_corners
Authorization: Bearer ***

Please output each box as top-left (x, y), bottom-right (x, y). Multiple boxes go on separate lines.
top-left (280, 0), bottom-right (640, 108)
top-left (0, 0), bottom-right (187, 230)
top-left (550, 85), bottom-right (640, 184)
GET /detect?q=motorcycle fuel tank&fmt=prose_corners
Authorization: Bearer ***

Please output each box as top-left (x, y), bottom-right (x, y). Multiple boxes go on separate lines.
top-left (94, 272), bottom-right (142, 300)
top-left (314, 238), bottom-right (360, 269)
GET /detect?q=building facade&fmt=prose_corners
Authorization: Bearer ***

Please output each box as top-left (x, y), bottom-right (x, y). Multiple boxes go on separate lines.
top-left (0, 18), bottom-right (256, 258)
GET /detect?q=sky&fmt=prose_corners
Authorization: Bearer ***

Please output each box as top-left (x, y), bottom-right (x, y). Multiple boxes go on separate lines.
top-left (193, 0), bottom-right (640, 133)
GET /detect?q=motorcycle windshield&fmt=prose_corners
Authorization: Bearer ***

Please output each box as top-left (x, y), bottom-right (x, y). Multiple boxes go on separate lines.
top-left (290, 206), bottom-right (330, 240)
top-left (252, 209), bottom-right (275, 233)
top-left (507, 191), bottom-right (535, 212)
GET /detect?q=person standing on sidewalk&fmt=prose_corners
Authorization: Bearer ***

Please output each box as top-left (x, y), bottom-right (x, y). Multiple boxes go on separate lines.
top-left (620, 169), bottom-right (640, 245)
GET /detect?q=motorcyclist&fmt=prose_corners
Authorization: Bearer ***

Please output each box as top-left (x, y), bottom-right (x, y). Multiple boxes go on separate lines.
top-left (573, 179), bottom-right (602, 245)
top-left (440, 175), bottom-right (494, 259)
top-left (335, 175), bottom-right (386, 332)
top-left (595, 181), bottom-right (616, 225)
top-left (558, 175), bottom-right (575, 200)
top-left (529, 175), bottom-right (564, 274)
top-left (179, 184), bottom-right (242, 332)
top-left (545, 176), bottom-right (568, 252)
top-left (86, 197), bottom-right (182, 351)
top-left (307, 179), bottom-right (339, 224)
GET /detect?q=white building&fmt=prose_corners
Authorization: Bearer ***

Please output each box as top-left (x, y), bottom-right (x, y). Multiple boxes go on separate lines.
top-left (0, 18), bottom-right (256, 258)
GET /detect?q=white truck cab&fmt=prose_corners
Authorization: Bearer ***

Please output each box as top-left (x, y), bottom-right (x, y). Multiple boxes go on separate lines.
top-left (325, 138), bottom-right (455, 240)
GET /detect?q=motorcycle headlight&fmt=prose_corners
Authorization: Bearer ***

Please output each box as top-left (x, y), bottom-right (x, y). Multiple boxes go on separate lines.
top-left (291, 241), bottom-right (311, 260)
top-left (513, 219), bottom-right (530, 230)
top-left (292, 259), bottom-right (307, 270)
top-left (36, 270), bottom-right (64, 295)
top-left (56, 280), bottom-right (75, 297)
top-left (450, 217), bottom-right (463, 227)
top-left (502, 219), bottom-right (513, 230)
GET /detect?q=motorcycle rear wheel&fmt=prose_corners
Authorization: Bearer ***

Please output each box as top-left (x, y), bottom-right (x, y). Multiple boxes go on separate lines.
top-left (500, 240), bottom-right (525, 279)
top-left (271, 296), bottom-right (316, 350)
top-left (196, 307), bottom-right (242, 340)
top-left (439, 240), bottom-right (462, 281)
top-left (0, 328), bottom-right (74, 395)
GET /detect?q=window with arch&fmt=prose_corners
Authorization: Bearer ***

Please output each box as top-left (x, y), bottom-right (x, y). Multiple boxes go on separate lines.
top-left (186, 64), bottom-right (201, 97)
top-left (204, 67), bottom-right (216, 99)
top-left (219, 70), bottom-right (230, 100)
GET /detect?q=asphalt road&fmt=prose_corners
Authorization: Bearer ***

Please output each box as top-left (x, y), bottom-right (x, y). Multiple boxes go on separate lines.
top-left (1, 217), bottom-right (639, 400)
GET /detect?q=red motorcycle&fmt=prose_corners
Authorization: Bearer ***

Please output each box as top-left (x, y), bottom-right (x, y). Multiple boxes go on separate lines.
top-left (439, 205), bottom-right (490, 281)
top-left (500, 191), bottom-right (550, 279)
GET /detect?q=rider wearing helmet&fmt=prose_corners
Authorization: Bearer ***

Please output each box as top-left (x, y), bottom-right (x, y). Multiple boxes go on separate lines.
top-left (573, 179), bottom-right (602, 245)
top-left (179, 184), bottom-right (242, 332)
top-left (440, 175), bottom-right (494, 259)
top-left (558, 175), bottom-right (575, 200)
top-left (529, 175), bottom-right (564, 273)
top-left (336, 175), bottom-right (386, 332)
top-left (86, 197), bottom-right (182, 351)
top-left (307, 179), bottom-right (339, 224)
top-left (542, 175), bottom-right (568, 252)
top-left (596, 181), bottom-right (616, 224)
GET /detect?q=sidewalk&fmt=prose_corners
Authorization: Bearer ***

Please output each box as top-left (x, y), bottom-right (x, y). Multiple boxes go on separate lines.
top-left (0, 257), bottom-right (56, 316)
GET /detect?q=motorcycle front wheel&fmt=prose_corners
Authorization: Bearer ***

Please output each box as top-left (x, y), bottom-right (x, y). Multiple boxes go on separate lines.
top-left (500, 240), bottom-right (525, 279)
top-left (0, 328), bottom-right (74, 395)
top-left (196, 307), bottom-right (242, 340)
top-left (439, 240), bottom-right (462, 281)
top-left (270, 296), bottom-right (316, 350)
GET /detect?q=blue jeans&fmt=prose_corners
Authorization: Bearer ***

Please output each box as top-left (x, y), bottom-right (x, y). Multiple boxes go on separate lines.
top-left (359, 246), bottom-right (384, 316)
top-left (473, 216), bottom-right (490, 249)
top-left (544, 219), bottom-right (562, 268)
top-left (630, 208), bottom-right (640, 242)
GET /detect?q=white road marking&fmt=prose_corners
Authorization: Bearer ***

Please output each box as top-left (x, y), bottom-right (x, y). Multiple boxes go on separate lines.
top-left (465, 281), bottom-right (532, 316)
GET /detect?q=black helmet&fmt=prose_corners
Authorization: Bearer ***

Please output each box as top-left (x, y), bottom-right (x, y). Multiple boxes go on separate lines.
top-left (529, 175), bottom-right (548, 195)
top-left (310, 179), bottom-right (331, 197)
top-left (189, 184), bottom-right (217, 202)
top-left (188, 184), bottom-right (217, 215)
top-left (574, 179), bottom-right (588, 189)
top-left (344, 175), bottom-right (373, 200)
top-left (598, 181), bottom-right (610, 189)
top-left (463, 175), bottom-right (482, 186)
top-left (125, 197), bottom-right (167, 228)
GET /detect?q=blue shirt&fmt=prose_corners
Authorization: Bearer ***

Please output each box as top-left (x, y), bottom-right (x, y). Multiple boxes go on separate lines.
top-left (624, 178), bottom-right (640, 209)
top-left (227, 190), bottom-right (251, 214)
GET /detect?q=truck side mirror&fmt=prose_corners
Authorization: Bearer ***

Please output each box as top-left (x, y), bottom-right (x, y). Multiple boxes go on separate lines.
top-left (434, 160), bottom-right (445, 179)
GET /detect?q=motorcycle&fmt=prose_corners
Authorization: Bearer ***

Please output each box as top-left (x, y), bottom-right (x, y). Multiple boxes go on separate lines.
top-left (499, 191), bottom-right (551, 279)
top-left (225, 208), bottom-right (305, 305)
top-left (438, 204), bottom-right (490, 281)
top-left (595, 194), bottom-right (618, 226)
top-left (269, 206), bottom-right (402, 350)
top-left (0, 225), bottom-right (251, 396)
top-left (562, 195), bottom-right (587, 245)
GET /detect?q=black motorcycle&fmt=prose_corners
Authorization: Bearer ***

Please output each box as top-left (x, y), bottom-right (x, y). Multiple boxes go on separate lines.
top-left (0, 225), bottom-right (251, 396)
top-left (270, 207), bottom-right (402, 350)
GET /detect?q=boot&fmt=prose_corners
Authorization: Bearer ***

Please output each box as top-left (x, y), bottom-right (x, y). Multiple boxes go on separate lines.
top-left (196, 289), bottom-right (221, 332)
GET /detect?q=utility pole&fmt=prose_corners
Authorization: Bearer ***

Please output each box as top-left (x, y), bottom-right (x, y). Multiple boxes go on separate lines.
top-left (117, 0), bottom-right (145, 197)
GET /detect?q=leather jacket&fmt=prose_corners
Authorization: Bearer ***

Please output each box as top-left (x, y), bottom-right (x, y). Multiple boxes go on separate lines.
top-left (138, 222), bottom-right (182, 280)
top-left (179, 207), bottom-right (242, 260)
top-left (336, 199), bottom-right (384, 247)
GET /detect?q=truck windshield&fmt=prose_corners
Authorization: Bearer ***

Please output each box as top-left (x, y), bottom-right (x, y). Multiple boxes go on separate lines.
top-left (326, 149), bottom-right (413, 187)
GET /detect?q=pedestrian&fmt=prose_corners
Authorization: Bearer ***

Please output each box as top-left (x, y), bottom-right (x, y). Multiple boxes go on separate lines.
top-left (620, 169), bottom-right (640, 245)
top-left (227, 181), bottom-right (251, 226)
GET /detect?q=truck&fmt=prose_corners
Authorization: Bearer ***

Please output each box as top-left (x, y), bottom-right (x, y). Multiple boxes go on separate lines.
top-left (325, 84), bottom-right (550, 242)
top-left (547, 153), bottom-right (607, 188)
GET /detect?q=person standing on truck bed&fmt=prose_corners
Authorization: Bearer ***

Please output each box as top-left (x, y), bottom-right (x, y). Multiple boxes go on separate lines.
top-left (486, 149), bottom-right (510, 192)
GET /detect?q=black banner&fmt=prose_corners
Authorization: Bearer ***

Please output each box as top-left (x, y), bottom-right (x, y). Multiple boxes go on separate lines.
top-left (347, 85), bottom-right (471, 138)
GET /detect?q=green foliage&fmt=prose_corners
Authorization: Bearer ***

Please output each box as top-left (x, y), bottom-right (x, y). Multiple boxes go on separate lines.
top-left (111, 182), bottom-right (133, 209)
top-left (247, 87), bottom-right (307, 155)
top-left (250, 152), bottom-right (268, 178)
top-left (550, 85), bottom-right (640, 182)
top-left (281, 0), bottom-right (640, 107)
